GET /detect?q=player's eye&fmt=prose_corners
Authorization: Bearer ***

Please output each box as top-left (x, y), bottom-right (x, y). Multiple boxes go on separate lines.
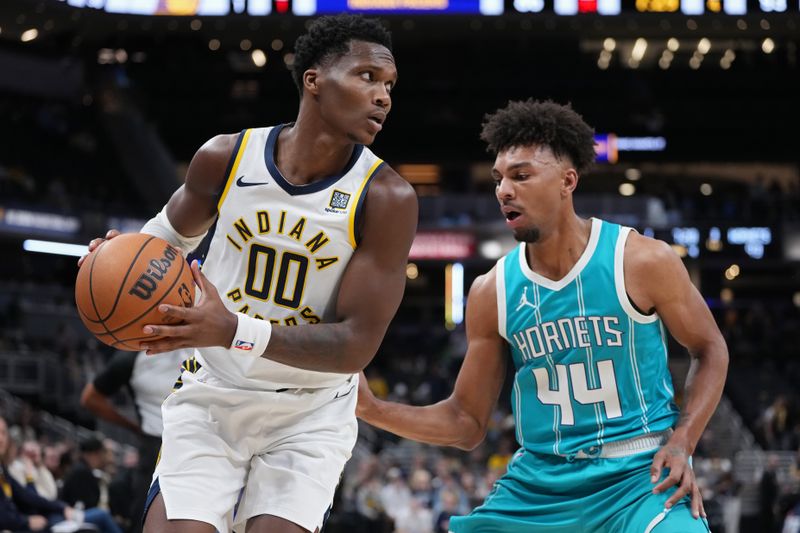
top-left (360, 71), bottom-right (373, 82)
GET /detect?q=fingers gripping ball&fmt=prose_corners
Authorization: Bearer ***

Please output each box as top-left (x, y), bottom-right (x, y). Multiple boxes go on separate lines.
top-left (75, 233), bottom-right (195, 351)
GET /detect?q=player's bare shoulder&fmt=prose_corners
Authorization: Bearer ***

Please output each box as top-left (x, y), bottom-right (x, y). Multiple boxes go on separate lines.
top-left (185, 133), bottom-right (241, 195)
top-left (624, 230), bottom-right (683, 277)
top-left (624, 230), bottom-right (688, 310)
top-left (358, 164), bottom-right (418, 241)
top-left (367, 164), bottom-right (418, 213)
top-left (466, 267), bottom-right (500, 333)
top-left (471, 267), bottom-right (498, 299)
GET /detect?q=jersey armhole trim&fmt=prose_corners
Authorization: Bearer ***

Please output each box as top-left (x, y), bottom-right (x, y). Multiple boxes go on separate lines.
top-left (496, 257), bottom-right (508, 341)
top-left (216, 129), bottom-right (252, 211)
top-left (348, 159), bottom-right (385, 249)
top-left (615, 226), bottom-right (659, 324)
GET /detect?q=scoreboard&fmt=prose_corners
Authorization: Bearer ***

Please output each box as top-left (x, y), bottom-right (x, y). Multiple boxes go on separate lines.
top-left (512, 0), bottom-right (790, 14)
top-left (57, 0), bottom-right (798, 17)
top-left (292, 0), bottom-right (502, 13)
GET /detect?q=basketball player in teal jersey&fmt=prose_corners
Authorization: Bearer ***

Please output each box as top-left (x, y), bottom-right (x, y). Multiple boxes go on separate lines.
top-left (357, 100), bottom-right (729, 532)
top-left (81, 15), bottom-right (416, 533)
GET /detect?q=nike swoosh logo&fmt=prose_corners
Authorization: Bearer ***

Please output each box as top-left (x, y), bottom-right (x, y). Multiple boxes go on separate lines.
top-left (236, 176), bottom-right (269, 187)
top-left (333, 385), bottom-right (355, 400)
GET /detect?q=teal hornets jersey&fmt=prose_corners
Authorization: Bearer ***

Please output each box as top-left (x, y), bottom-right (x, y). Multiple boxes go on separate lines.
top-left (496, 218), bottom-right (680, 457)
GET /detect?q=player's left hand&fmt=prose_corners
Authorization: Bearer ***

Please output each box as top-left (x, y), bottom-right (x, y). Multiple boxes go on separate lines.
top-left (650, 441), bottom-right (706, 519)
top-left (140, 260), bottom-right (238, 355)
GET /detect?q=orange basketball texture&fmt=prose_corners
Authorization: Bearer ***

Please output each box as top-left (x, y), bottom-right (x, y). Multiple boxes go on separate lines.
top-left (75, 233), bottom-right (195, 351)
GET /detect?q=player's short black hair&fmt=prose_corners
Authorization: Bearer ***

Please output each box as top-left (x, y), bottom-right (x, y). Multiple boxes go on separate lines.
top-left (480, 99), bottom-right (597, 174)
top-left (292, 15), bottom-right (392, 93)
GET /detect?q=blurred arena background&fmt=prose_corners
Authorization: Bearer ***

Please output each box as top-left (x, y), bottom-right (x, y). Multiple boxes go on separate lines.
top-left (0, 0), bottom-right (799, 531)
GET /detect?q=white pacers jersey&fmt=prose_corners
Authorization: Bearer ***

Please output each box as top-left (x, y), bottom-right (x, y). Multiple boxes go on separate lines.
top-left (194, 125), bottom-right (384, 390)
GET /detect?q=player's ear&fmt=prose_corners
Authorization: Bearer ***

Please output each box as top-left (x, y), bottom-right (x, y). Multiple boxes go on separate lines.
top-left (562, 168), bottom-right (579, 196)
top-left (304, 69), bottom-right (320, 96)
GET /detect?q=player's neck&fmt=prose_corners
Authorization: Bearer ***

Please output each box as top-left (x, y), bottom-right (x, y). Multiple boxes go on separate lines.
top-left (525, 214), bottom-right (592, 281)
top-left (274, 113), bottom-right (358, 185)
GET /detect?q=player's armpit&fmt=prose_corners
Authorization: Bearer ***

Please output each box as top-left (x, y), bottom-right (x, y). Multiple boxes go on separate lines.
top-left (624, 233), bottom-right (725, 355)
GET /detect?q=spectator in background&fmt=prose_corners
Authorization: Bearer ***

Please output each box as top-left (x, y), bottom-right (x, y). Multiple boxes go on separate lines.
top-left (8, 440), bottom-right (58, 501)
top-left (61, 437), bottom-right (111, 511)
top-left (0, 414), bottom-right (79, 532)
top-left (379, 466), bottom-right (411, 524)
top-left (80, 349), bottom-right (185, 532)
top-left (365, 368), bottom-right (390, 401)
top-left (394, 497), bottom-right (433, 533)
top-left (763, 396), bottom-right (795, 450)
top-left (409, 468), bottom-right (434, 508)
top-left (42, 444), bottom-right (70, 494)
top-left (353, 458), bottom-right (392, 533)
top-left (57, 436), bottom-right (123, 533)
top-left (760, 454), bottom-right (781, 533)
top-left (434, 488), bottom-right (461, 533)
top-left (486, 434), bottom-right (514, 475)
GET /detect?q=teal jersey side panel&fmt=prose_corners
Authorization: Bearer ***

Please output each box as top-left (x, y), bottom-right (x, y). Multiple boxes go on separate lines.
top-left (499, 219), bottom-right (679, 457)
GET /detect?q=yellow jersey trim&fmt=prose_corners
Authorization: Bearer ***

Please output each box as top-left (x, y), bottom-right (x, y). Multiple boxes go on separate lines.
top-left (217, 128), bottom-right (253, 211)
top-left (348, 158), bottom-right (384, 249)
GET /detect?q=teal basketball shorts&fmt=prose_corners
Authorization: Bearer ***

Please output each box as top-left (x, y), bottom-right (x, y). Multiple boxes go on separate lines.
top-left (449, 447), bottom-right (710, 533)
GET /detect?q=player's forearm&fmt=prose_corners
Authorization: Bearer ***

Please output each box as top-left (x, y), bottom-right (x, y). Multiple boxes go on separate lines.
top-left (359, 398), bottom-right (483, 450)
top-left (672, 337), bottom-right (729, 454)
top-left (81, 394), bottom-right (141, 434)
top-left (263, 322), bottom-right (382, 374)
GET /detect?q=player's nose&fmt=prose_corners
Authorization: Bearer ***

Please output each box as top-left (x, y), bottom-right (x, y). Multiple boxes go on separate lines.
top-left (496, 177), bottom-right (514, 199)
top-left (373, 85), bottom-right (391, 110)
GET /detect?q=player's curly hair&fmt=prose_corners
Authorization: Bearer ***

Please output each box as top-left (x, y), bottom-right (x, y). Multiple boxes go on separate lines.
top-left (480, 99), bottom-right (596, 174)
top-left (292, 15), bottom-right (392, 94)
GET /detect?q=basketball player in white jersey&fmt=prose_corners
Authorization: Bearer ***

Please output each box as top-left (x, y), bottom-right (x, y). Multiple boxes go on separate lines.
top-left (81, 15), bottom-right (416, 533)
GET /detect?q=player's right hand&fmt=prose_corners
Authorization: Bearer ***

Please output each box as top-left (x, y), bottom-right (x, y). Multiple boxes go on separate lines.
top-left (77, 229), bottom-right (120, 267)
top-left (140, 260), bottom-right (238, 355)
top-left (650, 441), bottom-right (706, 519)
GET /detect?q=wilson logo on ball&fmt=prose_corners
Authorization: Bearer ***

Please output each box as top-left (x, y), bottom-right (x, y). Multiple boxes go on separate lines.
top-left (129, 245), bottom-right (180, 300)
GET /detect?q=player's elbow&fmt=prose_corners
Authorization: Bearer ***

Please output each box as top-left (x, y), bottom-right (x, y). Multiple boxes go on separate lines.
top-left (696, 331), bottom-right (730, 369)
top-left (456, 432), bottom-right (487, 451)
top-left (332, 347), bottom-right (375, 374)
top-left (453, 411), bottom-right (488, 451)
top-left (338, 329), bottom-right (383, 374)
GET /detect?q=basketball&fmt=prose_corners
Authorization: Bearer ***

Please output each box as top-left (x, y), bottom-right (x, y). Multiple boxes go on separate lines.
top-left (75, 233), bottom-right (195, 351)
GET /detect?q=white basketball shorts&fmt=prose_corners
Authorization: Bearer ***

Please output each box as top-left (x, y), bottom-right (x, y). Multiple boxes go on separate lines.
top-left (146, 366), bottom-right (358, 533)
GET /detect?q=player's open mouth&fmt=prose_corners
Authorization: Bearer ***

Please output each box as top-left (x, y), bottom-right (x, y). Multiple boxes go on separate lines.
top-left (368, 116), bottom-right (384, 126)
top-left (504, 210), bottom-right (521, 221)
